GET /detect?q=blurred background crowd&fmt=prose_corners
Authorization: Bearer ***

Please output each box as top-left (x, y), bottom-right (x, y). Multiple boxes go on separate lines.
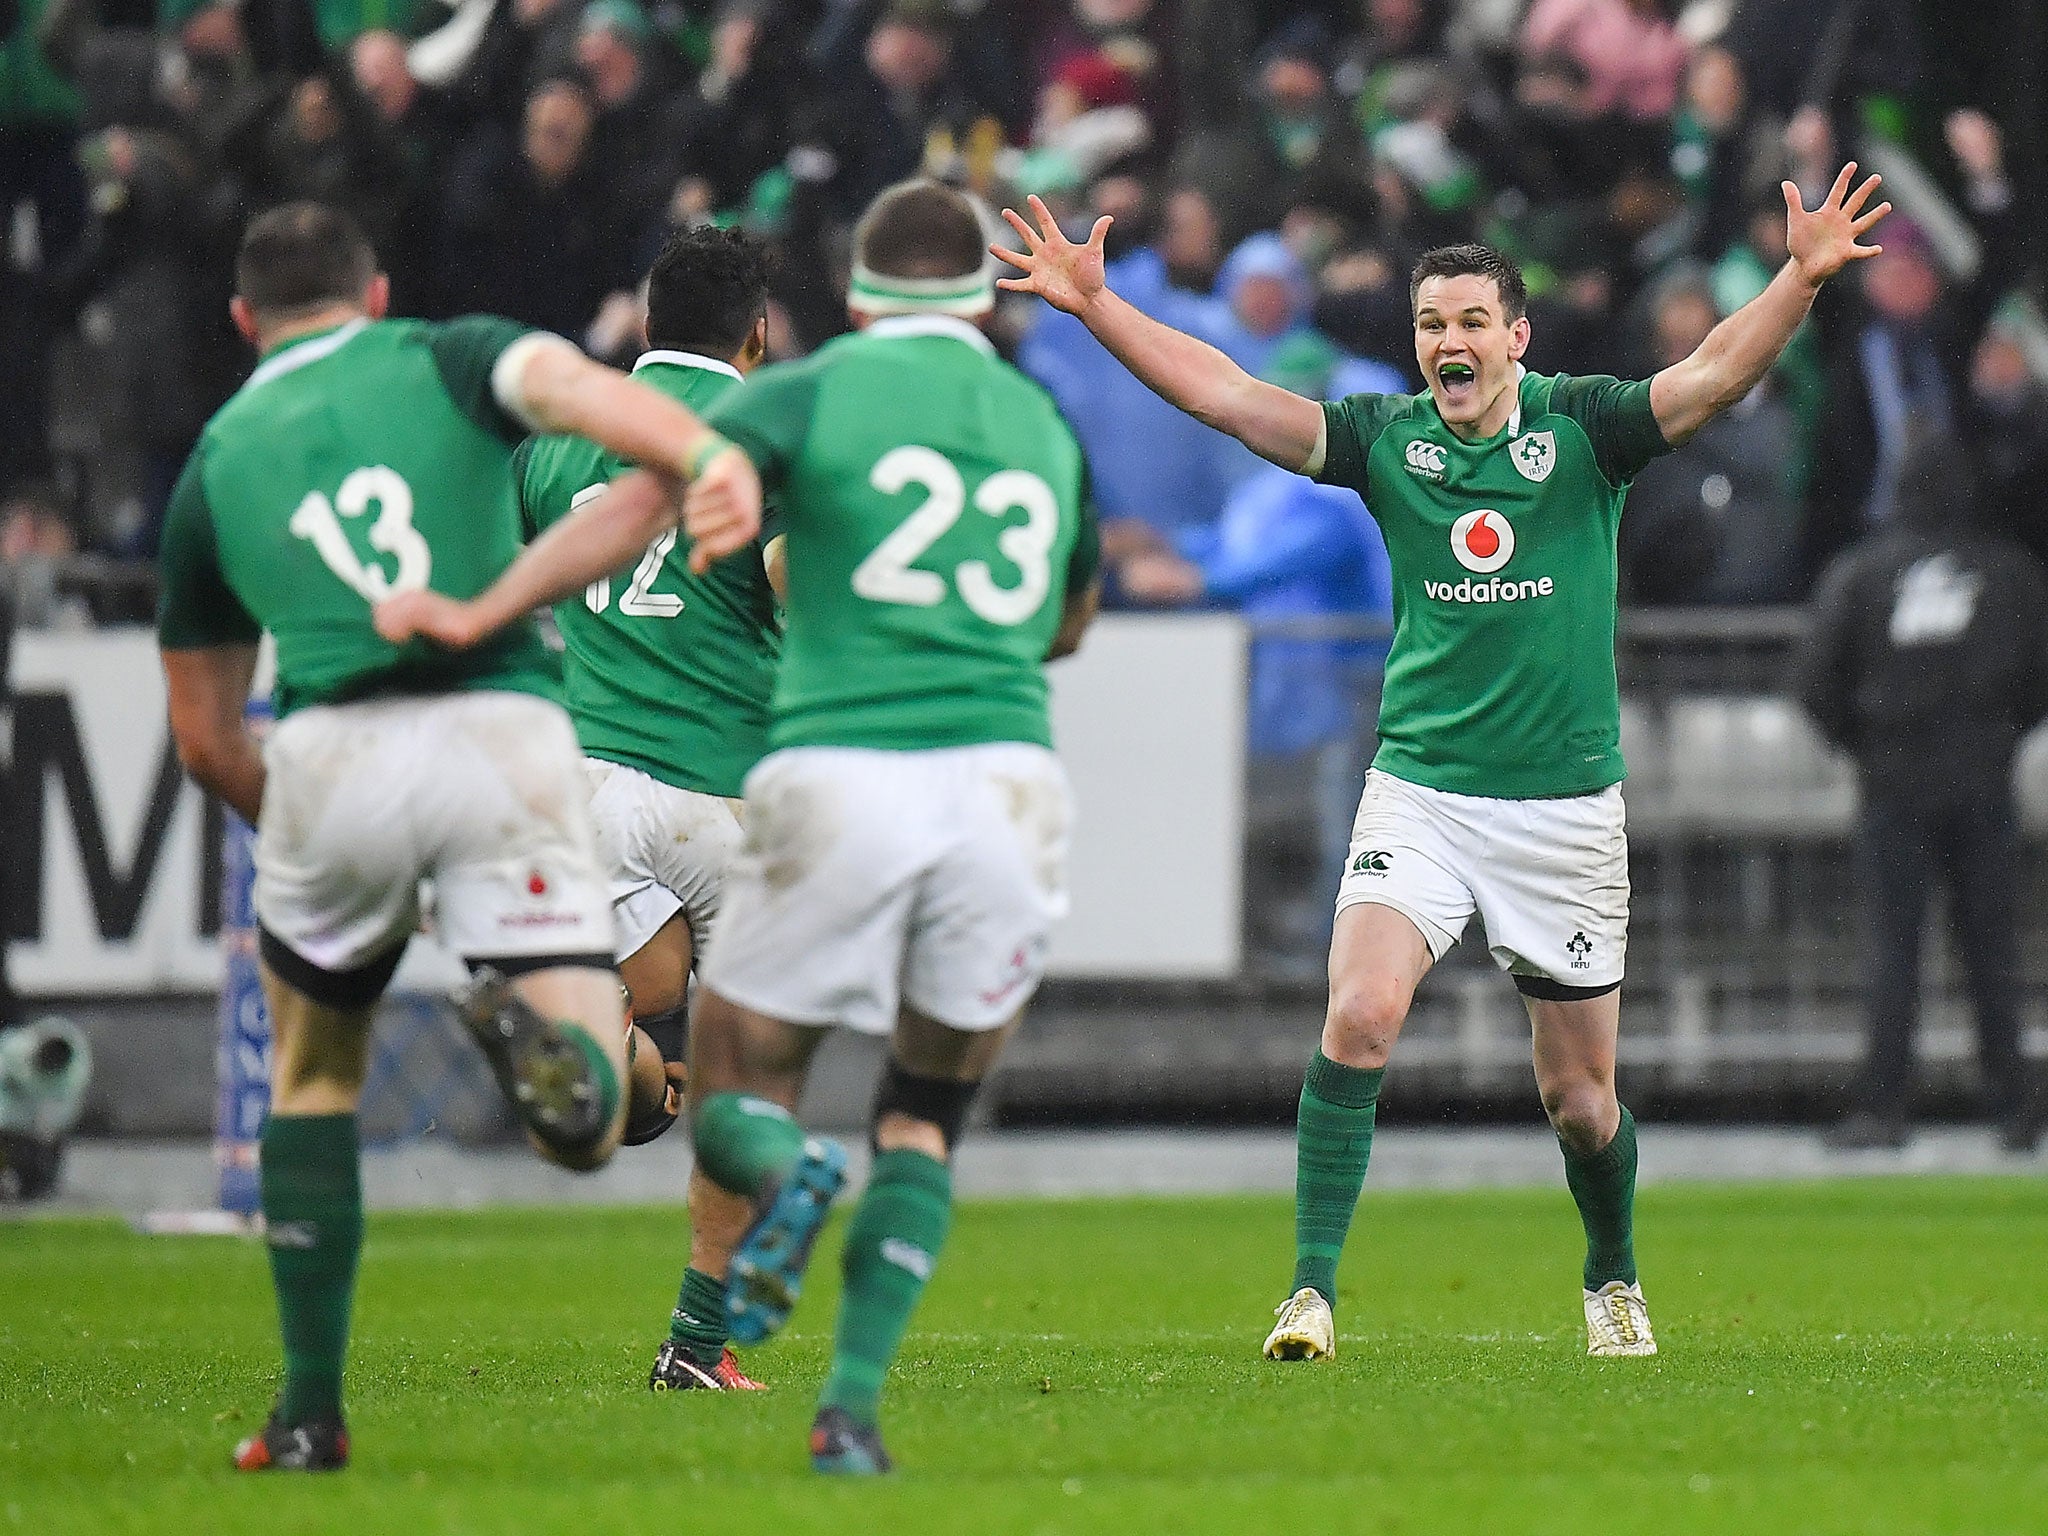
top-left (3, 0), bottom-right (2043, 602)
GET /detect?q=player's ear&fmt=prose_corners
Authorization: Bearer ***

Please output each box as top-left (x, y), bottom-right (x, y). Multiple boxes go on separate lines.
top-left (1507, 313), bottom-right (1531, 360)
top-left (741, 314), bottom-right (768, 367)
top-left (363, 273), bottom-right (392, 321)
top-left (228, 296), bottom-right (260, 348)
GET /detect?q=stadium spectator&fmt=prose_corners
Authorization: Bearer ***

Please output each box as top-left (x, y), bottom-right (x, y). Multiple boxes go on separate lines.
top-left (1174, 16), bottom-right (1375, 247)
top-left (576, 0), bottom-right (692, 229)
top-left (1805, 109), bottom-right (2021, 577)
top-left (1518, 0), bottom-right (1690, 124)
top-left (0, 483), bottom-right (92, 630)
top-left (1621, 270), bottom-right (1802, 604)
top-left (2, 0), bottom-right (88, 490)
top-left (1965, 316), bottom-right (2048, 573)
top-left (1019, 178), bottom-right (1246, 542)
top-left (1792, 434), bottom-right (2048, 1153)
top-left (1122, 352), bottom-right (1401, 973)
top-left (439, 74), bottom-right (642, 339)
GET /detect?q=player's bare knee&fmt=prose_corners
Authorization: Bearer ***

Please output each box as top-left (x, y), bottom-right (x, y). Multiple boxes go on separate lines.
top-left (1323, 975), bottom-right (1410, 1067)
top-left (1543, 1080), bottom-right (1616, 1152)
top-left (872, 1059), bottom-right (980, 1162)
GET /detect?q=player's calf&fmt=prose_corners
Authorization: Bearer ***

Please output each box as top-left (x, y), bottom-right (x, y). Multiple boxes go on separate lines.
top-left (456, 966), bottom-right (621, 1168)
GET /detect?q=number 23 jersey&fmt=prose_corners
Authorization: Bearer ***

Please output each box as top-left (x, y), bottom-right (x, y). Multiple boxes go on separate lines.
top-left (709, 315), bottom-right (1100, 753)
top-left (156, 315), bottom-right (558, 716)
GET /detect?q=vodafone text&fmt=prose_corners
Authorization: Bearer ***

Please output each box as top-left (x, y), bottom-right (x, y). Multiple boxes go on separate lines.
top-left (1422, 575), bottom-right (1557, 603)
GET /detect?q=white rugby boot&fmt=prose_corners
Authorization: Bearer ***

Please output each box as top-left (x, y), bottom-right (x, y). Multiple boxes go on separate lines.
top-left (1583, 1280), bottom-right (1657, 1356)
top-left (1263, 1286), bottom-right (1336, 1360)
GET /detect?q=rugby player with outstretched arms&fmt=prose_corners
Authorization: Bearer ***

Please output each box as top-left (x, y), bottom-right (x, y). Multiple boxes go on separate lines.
top-left (156, 202), bottom-right (756, 1471)
top-left (513, 224), bottom-right (782, 1394)
top-left (993, 164), bottom-right (1888, 1359)
top-left (377, 178), bottom-right (1100, 1474)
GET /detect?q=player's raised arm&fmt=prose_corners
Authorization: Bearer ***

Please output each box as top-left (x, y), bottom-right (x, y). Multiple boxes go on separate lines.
top-left (993, 195), bottom-right (1327, 473)
top-left (1650, 163), bottom-right (1890, 444)
top-left (504, 336), bottom-right (699, 478)
top-left (374, 460), bottom-right (735, 649)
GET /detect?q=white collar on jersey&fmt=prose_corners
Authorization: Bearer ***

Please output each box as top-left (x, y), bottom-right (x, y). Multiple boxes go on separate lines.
top-left (240, 317), bottom-right (370, 395)
top-left (1504, 361), bottom-right (1528, 439)
top-left (863, 314), bottom-right (997, 356)
top-left (633, 349), bottom-right (743, 381)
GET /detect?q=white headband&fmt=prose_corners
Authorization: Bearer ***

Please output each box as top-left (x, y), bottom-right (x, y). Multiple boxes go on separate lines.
top-left (848, 262), bottom-right (996, 318)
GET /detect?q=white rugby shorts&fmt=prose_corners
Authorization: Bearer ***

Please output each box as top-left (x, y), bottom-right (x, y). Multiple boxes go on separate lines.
top-left (255, 691), bottom-right (614, 973)
top-left (581, 758), bottom-right (745, 963)
top-left (1335, 768), bottom-right (1628, 989)
top-left (701, 743), bottom-right (1072, 1035)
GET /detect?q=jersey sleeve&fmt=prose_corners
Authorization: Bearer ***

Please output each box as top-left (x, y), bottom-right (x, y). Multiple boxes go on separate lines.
top-left (1546, 374), bottom-right (1672, 487)
top-left (1315, 393), bottom-right (1409, 491)
top-left (427, 315), bottom-right (543, 444)
top-left (512, 436), bottom-right (541, 538)
top-left (156, 446), bottom-right (260, 649)
top-left (705, 360), bottom-right (822, 491)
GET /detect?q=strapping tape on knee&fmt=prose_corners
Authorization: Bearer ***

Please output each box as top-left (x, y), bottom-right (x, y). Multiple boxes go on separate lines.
top-left (871, 1060), bottom-right (979, 1153)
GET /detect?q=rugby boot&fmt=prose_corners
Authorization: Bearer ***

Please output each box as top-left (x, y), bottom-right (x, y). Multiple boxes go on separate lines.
top-left (455, 967), bottom-right (608, 1159)
top-left (649, 1340), bottom-right (767, 1391)
top-left (809, 1406), bottom-right (893, 1476)
top-left (725, 1136), bottom-right (849, 1345)
top-left (1584, 1280), bottom-right (1658, 1356)
top-left (232, 1406), bottom-right (349, 1472)
top-left (1263, 1286), bottom-right (1336, 1360)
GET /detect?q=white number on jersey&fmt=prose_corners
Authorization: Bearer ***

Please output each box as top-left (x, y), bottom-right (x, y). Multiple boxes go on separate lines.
top-left (571, 482), bottom-right (686, 618)
top-left (289, 465), bottom-right (432, 602)
top-left (853, 446), bottom-right (1059, 626)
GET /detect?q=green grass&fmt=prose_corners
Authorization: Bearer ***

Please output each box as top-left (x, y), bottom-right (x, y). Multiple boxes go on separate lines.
top-left (6, 1180), bottom-right (2048, 1533)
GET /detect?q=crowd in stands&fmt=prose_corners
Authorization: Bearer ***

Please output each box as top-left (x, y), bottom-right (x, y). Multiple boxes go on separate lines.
top-left (1, 0), bottom-right (2039, 604)
top-left (1, 0), bottom-right (2040, 969)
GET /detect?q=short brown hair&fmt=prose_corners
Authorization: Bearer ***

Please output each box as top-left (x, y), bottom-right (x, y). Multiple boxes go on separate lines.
top-left (1409, 243), bottom-right (1528, 322)
top-left (853, 178), bottom-right (987, 281)
top-left (235, 202), bottom-right (378, 317)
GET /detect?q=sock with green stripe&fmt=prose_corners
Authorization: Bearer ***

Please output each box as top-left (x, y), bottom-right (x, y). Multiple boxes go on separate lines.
top-left (667, 1265), bottom-right (731, 1364)
top-left (692, 1092), bottom-right (807, 1198)
top-left (560, 1024), bottom-right (621, 1133)
top-left (1562, 1104), bottom-right (1639, 1289)
top-left (259, 1113), bottom-right (363, 1424)
top-left (1291, 1052), bottom-right (1384, 1306)
top-left (818, 1148), bottom-right (953, 1428)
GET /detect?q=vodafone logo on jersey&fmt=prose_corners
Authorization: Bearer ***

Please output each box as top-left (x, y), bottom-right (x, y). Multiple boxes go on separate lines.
top-left (1449, 510), bottom-right (1515, 573)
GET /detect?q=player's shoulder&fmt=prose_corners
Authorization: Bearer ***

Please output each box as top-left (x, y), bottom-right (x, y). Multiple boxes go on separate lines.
top-left (1523, 369), bottom-right (1649, 421)
top-left (1331, 386), bottom-right (1433, 444)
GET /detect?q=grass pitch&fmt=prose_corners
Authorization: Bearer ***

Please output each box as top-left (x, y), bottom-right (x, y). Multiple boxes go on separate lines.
top-left (6, 1178), bottom-right (2048, 1534)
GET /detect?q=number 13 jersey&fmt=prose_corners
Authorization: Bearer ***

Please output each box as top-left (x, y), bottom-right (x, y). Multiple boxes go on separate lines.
top-left (156, 315), bottom-right (558, 716)
top-left (710, 315), bottom-right (1100, 753)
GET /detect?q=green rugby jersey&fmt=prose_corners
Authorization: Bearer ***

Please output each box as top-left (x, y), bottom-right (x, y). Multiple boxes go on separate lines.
top-left (1317, 368), bottom-right (1671, 799)
top-left (515, 351), bottom-right (781, 799)
top-left (157, 315), bottom-right (559, 716)
top-left (708, 315), bottom-right (1098, 753)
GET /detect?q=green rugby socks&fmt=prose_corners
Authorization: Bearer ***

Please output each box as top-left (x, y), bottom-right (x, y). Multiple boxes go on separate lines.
top-left (693, 1092), bottom-right (807, 1197)
top-left (1563, 1104), bottom-right (1639, 1289)
top-left (818, 1148), bottom-right (953, 1428)
top-left (259, 1113), bottom-right (364, 1424)
top-left (1291, 1053), bottom-right (1384, 1305)
top-left (668, 1265), bottom-right (731, 1364)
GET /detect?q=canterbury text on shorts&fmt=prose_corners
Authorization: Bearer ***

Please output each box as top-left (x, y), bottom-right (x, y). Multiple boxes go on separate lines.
top-left (1335, 767), bottom-right (1628, 988)
top-left (255, 691), bottom-right (614, 974)
top-left (701, 743), bottom-right (1072, 1035)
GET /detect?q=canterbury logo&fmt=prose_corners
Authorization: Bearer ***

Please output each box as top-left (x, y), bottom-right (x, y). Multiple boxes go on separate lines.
top-left (880, 1238), bottom-right (935, 1280)
top-left (1405, 440), bottom-right (1446, 477)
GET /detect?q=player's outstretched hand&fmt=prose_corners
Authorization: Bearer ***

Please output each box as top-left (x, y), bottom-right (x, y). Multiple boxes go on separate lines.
top-left (992, 195), bottom-right (1112, 318)
top-left (1785, 162), bottom-right (1891, 287)
top-left (683, 443), bottom-right (762, 575)
top-left (373, 589), bottom-right (485, 650)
